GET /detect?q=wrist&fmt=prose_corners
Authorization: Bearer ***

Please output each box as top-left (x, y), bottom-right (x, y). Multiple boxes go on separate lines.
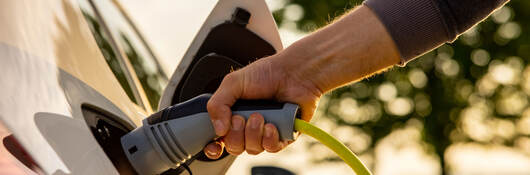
top-left (272, 30), bottom-right (338, 94)
top-left (268, 46), bottom-right (325, 96)
top-left (267, 50), bottom-right (322, 121)
top-left (276, 5), bottom-right (400, 92)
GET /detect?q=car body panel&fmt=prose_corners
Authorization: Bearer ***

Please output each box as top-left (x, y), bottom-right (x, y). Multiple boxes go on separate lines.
top-left (0, 0), bottom-right (144, 174)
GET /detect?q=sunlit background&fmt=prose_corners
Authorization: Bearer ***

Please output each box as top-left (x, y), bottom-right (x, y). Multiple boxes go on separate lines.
top-left (120, 0), bottom-right (530, 174)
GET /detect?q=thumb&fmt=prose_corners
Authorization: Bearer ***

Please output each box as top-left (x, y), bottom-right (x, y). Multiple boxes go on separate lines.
top-left (207, 73), bottom-right (243, 136)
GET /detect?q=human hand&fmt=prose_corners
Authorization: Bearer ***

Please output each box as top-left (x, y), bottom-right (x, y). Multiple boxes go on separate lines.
top-left (202, 4), bottom-right (402, 159)
top-left (203, 54), bottom-right (322, 159)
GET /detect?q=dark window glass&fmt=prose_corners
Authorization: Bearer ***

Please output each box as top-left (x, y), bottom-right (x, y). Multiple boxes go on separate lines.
top-left (78, 1), bottom-right (140, 105)
top-left (91, 0), bottom-right (168, 110)
top-left (118, 33), bottom-right (167, 110)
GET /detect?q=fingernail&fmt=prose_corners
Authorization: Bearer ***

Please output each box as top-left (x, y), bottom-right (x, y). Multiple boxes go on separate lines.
top-left (264, 126), bottom-right (273, 138)
top-left (232, 117), bottom-right (243, 131)
top-left (214, 120), bottom-right (225, 135)
top-left (250, 116), bottom-right (261, 129)
top-left (206, 149), bottom-right (217, 156)
top-left (206, 144), bottom-right (219, 156)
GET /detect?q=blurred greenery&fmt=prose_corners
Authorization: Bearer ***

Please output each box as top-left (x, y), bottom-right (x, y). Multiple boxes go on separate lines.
top-left (273, 0), bottom-right (530, 173)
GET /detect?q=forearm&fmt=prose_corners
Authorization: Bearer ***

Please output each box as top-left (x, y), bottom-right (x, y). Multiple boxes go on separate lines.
top-left (271, 5), bottom-right (400, 93)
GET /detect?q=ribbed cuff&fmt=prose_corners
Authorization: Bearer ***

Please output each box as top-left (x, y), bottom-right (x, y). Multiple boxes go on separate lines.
top-left (364, 0), bottom-right (451, 66)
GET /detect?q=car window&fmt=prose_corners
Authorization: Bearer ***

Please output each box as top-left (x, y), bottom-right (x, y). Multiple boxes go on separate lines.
top-left (90, 0), bottom-right (168, 110)
top-left (77, 0), bottom-right (141, 106)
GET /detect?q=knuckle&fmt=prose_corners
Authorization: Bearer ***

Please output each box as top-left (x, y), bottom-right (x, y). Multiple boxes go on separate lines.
top-left (223, 72), bottom-right (238, 82)
top-left (207, 101), bottom-right (219, 114)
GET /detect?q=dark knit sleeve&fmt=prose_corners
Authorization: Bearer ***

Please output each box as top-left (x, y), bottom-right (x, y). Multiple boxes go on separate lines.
top-left (364, 0), bottom-right (509, 66)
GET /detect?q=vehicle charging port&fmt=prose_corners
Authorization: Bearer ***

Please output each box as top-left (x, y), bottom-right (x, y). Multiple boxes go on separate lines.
top-left (81, 105), bottom-right (137, 175)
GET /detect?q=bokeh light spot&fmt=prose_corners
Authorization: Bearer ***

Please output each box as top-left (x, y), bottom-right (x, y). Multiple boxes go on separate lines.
top-left (471, 49), bottom-right (491, 66)
top-left (489, 63), bottom-right (517, 85)
top-left (377, 82), bottom-right (397, 102)
top-left (408, 68), bottom-right (428, 88)
top-left (284, 4), bottom-right (304, 21)
top-left (497, 22), bottom-right (521, 40)
top-left (386, 97), bottom-right (414, 116)
top-left (492, 6), bottom-right (513, 24)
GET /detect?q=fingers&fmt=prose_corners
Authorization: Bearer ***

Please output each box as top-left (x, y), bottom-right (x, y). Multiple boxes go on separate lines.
top-left (224, 114), bottom-right (287, 156)
top-left (245, 113), bottom-right (265, 155)
top-left (208, 113), bottom-right (287, 157)
top-left (203, 141), bottom-right (223, 159)
top-left (208, 73), bottom-right (243, 136)
top-left (262, 123), bottom-right (282, 153)
top-left (224, 115), bottom-right (245, 155)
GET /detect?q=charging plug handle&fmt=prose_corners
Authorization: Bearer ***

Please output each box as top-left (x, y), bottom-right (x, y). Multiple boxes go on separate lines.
top-left (121, 94), bottom-right (299, 175)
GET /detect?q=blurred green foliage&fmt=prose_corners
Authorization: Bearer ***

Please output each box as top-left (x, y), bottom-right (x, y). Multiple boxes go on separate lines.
top-left (273, 0), bottom-right (530, 173)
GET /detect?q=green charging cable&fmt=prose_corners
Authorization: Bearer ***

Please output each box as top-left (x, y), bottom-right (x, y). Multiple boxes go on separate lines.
top-left (294, 119), bottom-right (372, 175)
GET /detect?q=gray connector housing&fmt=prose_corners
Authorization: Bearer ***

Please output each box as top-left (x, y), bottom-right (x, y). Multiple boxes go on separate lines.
top-left (121, 103), bottom-right (299, 175)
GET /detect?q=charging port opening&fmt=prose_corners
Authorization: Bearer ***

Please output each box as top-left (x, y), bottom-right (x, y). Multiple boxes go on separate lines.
top-left (81, 105), bottom-right (137, 175)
